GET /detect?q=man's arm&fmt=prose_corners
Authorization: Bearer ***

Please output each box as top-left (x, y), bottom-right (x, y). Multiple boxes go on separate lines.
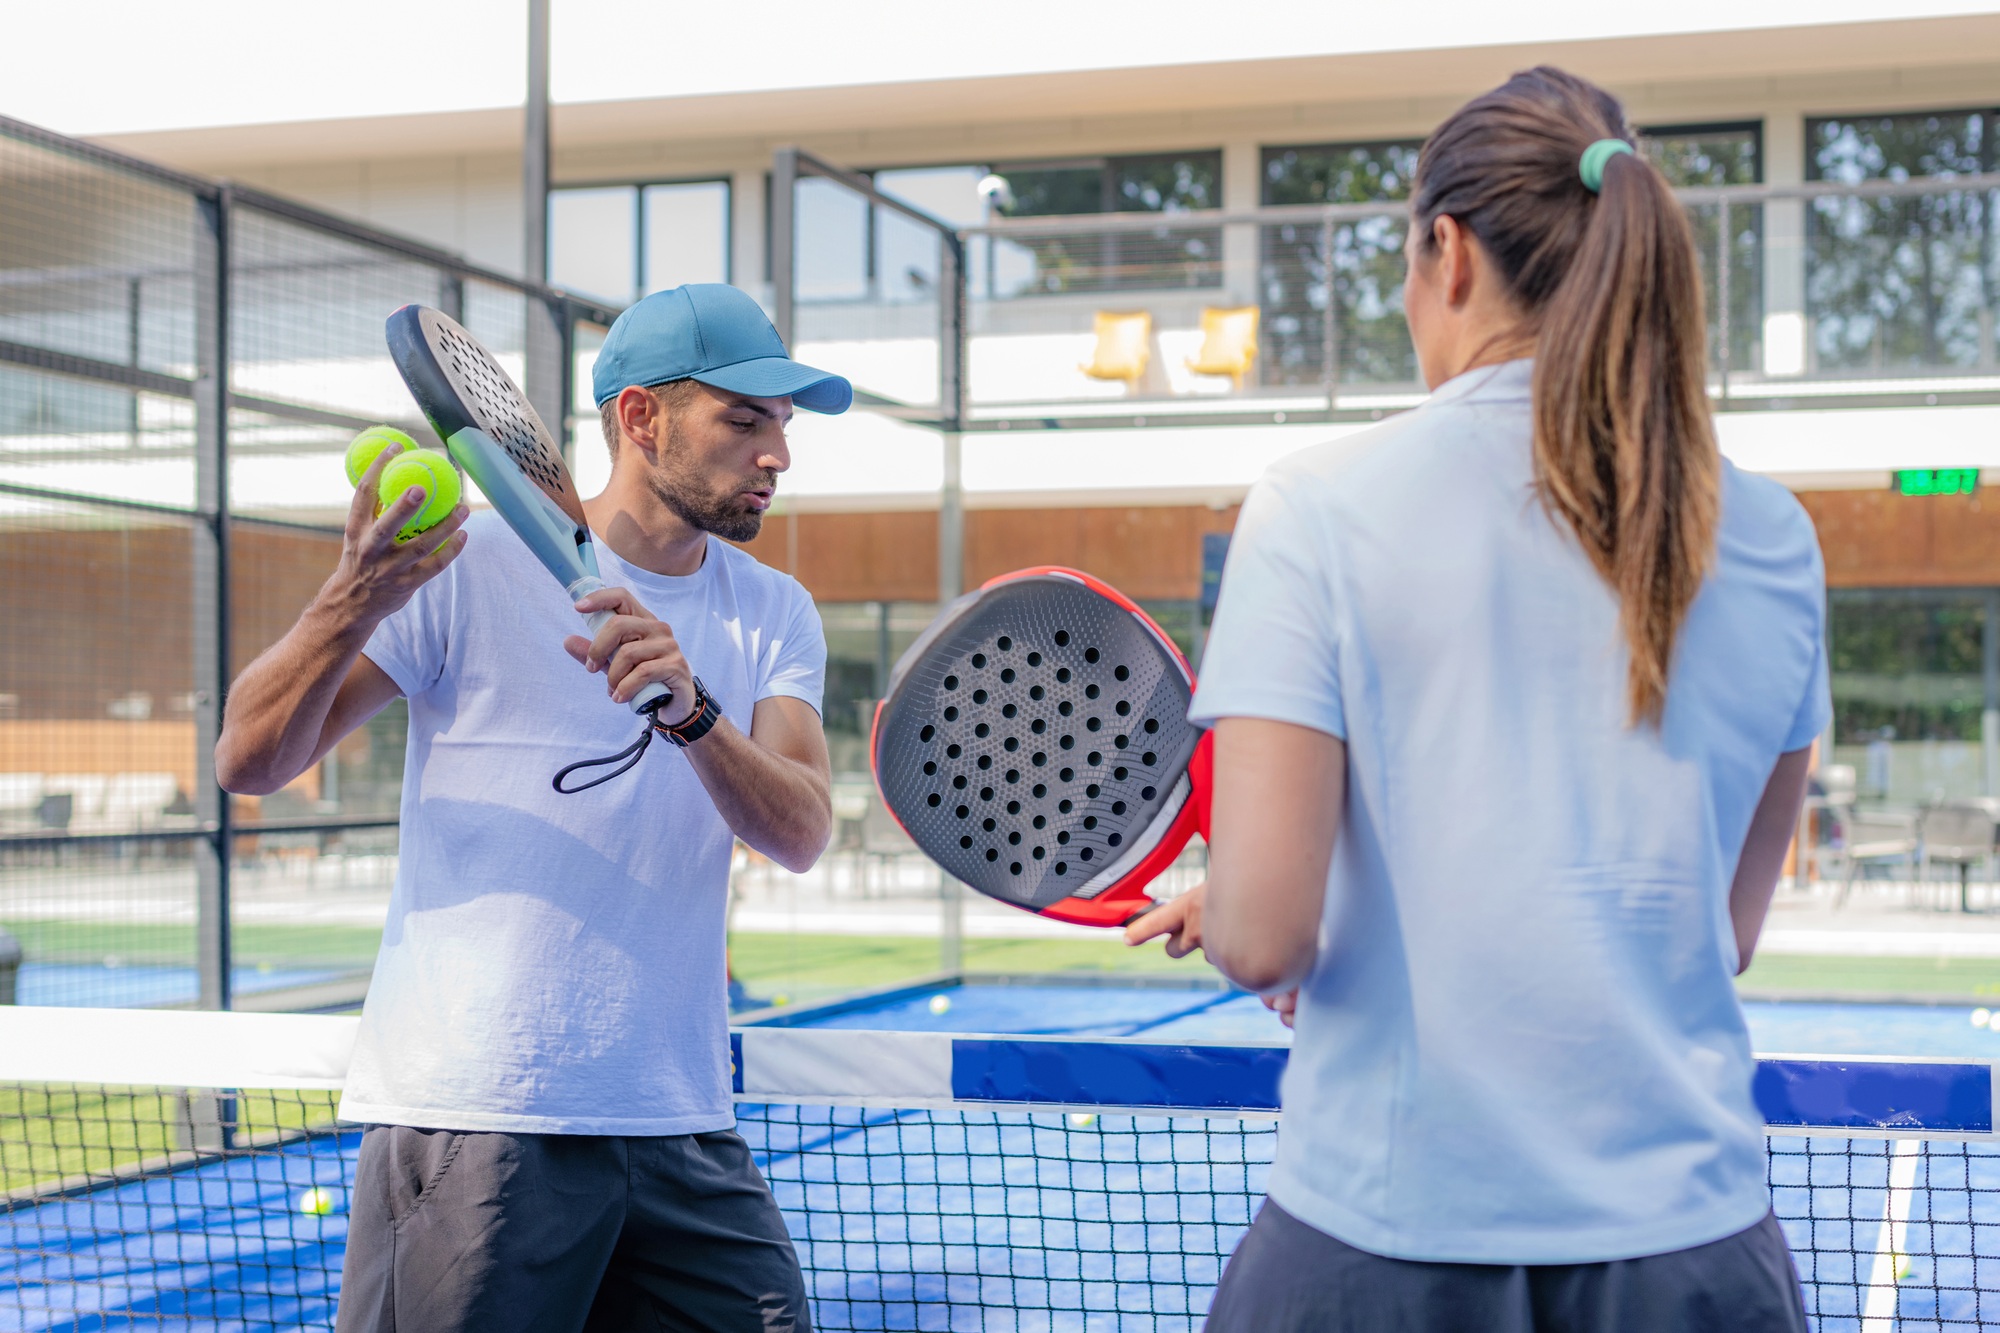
top-left (566, 587), bottom-right (832, 872)
top-left (216, 448), bottom-right (467, 794)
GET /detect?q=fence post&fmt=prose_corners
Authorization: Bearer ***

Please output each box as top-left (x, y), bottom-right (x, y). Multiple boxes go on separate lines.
top-left (937, 228), bottom-right (969, 975)
top-left (192, 186), bottom-right (234, 1014)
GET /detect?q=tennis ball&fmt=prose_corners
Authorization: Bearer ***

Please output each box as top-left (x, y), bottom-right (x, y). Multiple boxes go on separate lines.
top-left (296, 1187), bottom-right (338, 1216)
top-left (927, 993), bottom-right (952, 1016)
top-left (379, 449), bottom-right (461, 544)
top-left (344, 426), bottom-right (418, 487)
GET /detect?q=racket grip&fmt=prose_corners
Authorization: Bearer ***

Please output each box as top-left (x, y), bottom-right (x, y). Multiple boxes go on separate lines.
top-left (581, 606), bottom-right (672, 715)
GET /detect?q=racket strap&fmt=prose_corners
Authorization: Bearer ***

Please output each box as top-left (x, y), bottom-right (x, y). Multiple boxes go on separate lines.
top-left (552, 725), bottom-right (656, 794)
top-left (549, 679), bottom-right (715, 794)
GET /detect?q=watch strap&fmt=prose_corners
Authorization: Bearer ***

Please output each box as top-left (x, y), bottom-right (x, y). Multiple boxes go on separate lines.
top-left (656, 677), bottom-right (720, 748)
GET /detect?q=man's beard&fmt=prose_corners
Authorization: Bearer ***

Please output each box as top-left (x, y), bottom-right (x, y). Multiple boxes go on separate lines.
top-left (645, 426), bottom-right (772, 544)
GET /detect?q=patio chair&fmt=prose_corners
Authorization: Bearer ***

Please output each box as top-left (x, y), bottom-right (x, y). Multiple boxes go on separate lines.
top-left (1918, 800), bottom-right (2000, 912)
top-left (1185, 305), bottom-right (1260, 391)
top-left (1834, 808), bottom-right (1919, 907)
top-left (1079, 311), bottom-right (1151, 393)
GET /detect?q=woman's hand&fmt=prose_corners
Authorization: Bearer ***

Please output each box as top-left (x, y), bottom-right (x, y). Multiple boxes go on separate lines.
top-left (1262, 989), bottom-right (1300, 1029)
top-left (1123, 885), bottom-right (1205, 958)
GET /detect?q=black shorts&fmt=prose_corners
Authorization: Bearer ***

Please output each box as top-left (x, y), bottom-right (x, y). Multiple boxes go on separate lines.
top-left (1205, 1200), bottom-right (1808, 1333)
top-left (334, 1124), bottom-right (810, 1333)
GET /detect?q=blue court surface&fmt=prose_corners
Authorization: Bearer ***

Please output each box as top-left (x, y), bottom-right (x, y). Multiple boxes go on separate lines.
top-left (762, 975), bottom-right (2000, 1059)
top-left (14, 964), bottom-right (350, 1011)
top-left (4, 978), bottom-right (1998, 1332)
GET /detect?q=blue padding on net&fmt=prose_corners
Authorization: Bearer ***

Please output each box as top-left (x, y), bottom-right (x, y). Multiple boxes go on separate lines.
top-left (1755, 1058), bottom-right (1993, 1133)
top-left (950, 1038), bottom-right (1288, 1111)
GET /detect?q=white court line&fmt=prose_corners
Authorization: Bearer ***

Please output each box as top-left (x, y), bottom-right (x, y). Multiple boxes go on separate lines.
top-left (1861, 1138), bottom-right (1922, 1331)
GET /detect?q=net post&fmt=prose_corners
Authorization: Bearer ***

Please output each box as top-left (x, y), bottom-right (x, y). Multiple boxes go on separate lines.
top-left (193, 184), bottom-right (233, 1013)
top-left (523, 0), bottom-right (551, 288)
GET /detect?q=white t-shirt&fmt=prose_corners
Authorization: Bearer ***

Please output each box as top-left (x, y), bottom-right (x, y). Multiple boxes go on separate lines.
top-left (1193, 360), bottom-right (1830, 1264)
top-left (340, 510), bottom-right (825, 1134)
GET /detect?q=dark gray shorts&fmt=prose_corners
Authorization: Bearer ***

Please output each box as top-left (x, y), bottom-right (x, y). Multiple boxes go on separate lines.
top-left (333, 1124), bottom-right (810, 1333)
top-left (1205, 1201), bottom-right (1808, 1333)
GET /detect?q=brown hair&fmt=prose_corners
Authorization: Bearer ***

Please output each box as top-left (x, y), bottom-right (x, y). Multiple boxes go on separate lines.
top-left (598, 378), bottom-right (704, 459)
top-left (1412, 67), bottom-right (1719, 725)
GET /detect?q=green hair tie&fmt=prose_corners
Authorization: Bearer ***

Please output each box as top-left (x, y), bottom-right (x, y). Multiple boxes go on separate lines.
top-left (1579, 139), bottom-right (1635, 193)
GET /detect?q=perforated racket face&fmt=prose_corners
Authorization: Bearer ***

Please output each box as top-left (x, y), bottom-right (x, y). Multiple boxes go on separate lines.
top-left (873, 573), bottom-right (1202, 914)
top-left (391, 305), bottom-right (584, 526)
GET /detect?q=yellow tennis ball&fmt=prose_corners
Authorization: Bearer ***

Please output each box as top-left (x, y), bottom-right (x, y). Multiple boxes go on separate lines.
top-left (296, 1186), bottom-right (337, 1216)
top-left (379, 449), bottom-right (461, 544)
top-left (344, 426), bottom-right (418, 487)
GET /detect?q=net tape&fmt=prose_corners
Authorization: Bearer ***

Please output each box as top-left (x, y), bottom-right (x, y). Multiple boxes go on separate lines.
top-left (1, 1009), bottom-right (1996, 1331)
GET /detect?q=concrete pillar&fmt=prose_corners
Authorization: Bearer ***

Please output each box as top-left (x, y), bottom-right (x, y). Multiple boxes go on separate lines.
top-left (1761, 111), bottom-right (1809, 377)
top-left (735, 167), bottom-right (767, 306)
top-left (1220, 140), bottom-right (1261, 307)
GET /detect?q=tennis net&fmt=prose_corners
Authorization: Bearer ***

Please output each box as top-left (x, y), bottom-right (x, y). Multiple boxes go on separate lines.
top-left (1, 1008), bottom-right (1995, 1331)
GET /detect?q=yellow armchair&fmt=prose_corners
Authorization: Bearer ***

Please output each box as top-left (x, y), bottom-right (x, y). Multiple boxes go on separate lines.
top-left (1186, 305), bottom-right (1260, 391)
top-left (1079, 310), bottom-right (1152, 393)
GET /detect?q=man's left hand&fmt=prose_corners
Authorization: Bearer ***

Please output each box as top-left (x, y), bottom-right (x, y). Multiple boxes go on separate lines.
top-left (564, 587), bottom-right (696, 725)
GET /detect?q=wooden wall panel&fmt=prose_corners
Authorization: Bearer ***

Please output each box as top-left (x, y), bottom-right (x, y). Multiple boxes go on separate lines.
top-left (735, 510), bottom-right (939, 602)
top-left (736, 504), bottom-right (1242, 603)
top-left (1796, 488), bottom-right (2000, 588)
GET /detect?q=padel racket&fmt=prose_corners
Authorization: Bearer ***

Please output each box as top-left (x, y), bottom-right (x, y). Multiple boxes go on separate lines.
top-left (871, 567), bottom-right (1212, 928)
top-left (385, 304), bottom-right (671, 789)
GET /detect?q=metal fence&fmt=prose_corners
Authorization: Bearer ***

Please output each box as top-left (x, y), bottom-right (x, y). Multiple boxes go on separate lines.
top-left (0, 114), bottom-right (622, 1014)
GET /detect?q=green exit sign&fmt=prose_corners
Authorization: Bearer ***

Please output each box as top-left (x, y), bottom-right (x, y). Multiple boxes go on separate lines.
top-left (1895, 468), bottom-right (1981, 497)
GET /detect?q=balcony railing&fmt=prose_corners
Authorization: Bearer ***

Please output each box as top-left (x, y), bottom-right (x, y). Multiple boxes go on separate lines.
top-left (783, 172), bottom-right (2000, 428)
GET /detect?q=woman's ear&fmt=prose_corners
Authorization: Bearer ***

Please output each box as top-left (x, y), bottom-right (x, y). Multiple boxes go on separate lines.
top-left (1431, 215), bottom-right (1476, 310)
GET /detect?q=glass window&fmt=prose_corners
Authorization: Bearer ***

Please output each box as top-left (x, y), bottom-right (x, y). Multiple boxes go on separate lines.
top-left (874, 167), bottom-right (985, 305)
top-left (642, 181), bottom-right (729, 294)
top-left (1829, 588), bottom-right (1996, 807)
top-left (1804, 110), bottom-right (2000, 374)
top-left (548, 187), bottom-right (636, 304)
top-left (550, 180), bottom-right (732, 305)
top-left (1259, 140), bottom-right (1421, 388)
top-left (1640, 122), bottom-right (1763, 376)
top-left (981, 151), bottom-right (1223, 297)
top-left (795, 176), bottom-right (871, 303)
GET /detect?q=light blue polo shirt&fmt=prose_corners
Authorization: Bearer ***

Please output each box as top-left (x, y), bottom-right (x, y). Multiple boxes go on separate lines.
top-left (1193, 359), bottom-right (1829, 1264)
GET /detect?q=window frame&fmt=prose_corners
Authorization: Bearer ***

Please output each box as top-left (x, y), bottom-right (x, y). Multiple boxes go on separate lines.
top-left (1634, 120), bottom-right (1765, 185)
top-left (548, 175), bottom-right (734, 302)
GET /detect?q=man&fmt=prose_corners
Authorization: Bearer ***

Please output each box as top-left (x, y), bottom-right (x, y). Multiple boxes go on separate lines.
top-left (216, 283), bottom-right (847, 1331)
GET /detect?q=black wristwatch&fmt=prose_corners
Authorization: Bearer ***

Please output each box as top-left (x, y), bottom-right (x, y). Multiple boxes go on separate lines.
top-left (653, 676), bottom-right (720, 748)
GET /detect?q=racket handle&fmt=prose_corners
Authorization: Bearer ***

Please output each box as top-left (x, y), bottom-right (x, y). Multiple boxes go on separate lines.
top-left (581, 606), bottom-right (672, 715)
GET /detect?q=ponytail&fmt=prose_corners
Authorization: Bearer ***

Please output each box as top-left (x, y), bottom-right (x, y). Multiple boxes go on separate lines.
top-left (1413, 67), bottom-right (1720, 726)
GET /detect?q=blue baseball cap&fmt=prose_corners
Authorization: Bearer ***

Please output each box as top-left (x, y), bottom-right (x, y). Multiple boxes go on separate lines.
top-left (591, 283), bottom-right (851, 414)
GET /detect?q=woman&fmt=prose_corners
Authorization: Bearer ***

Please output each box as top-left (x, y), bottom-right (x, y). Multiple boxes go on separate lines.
top-left (1129, 67), bottom-right (1824, 1330)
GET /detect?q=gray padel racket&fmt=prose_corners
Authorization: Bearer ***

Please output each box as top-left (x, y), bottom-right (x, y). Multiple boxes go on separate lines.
top-left (871, 567), bottom-right (1213, 928)
top-left (385, 304), bottom-right (671, 791)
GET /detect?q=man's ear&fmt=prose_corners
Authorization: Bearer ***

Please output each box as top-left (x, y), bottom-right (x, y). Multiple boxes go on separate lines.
top-left (615, 385), bottom-right (662, 462)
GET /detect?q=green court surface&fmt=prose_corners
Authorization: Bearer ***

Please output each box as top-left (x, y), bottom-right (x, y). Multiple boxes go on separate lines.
top-left (0, 920), bottom-right (384, 969)
top-left (1737, 951), bottom-right (2000, 1000)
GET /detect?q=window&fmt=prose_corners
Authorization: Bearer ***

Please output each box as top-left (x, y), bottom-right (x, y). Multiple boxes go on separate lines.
top-left (1829, 588), bottom-right (1997, 806)
top-left (1639, 122), bottom-right (1762, 374)
top-left (985, 152), bottom-right (1223, 297)
top-left (1805, 110), bottom-right (1999, 373)
top-left (548, 179), bottom-right (731, 305)
top-left (1259, 140), bottom-right (1422, 387)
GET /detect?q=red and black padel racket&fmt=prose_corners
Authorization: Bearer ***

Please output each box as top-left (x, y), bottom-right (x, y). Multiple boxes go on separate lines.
top-left (871, 567), bottom-right (1212, 928)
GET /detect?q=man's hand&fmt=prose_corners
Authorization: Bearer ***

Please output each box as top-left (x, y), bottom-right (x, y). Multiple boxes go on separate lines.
top-left (564, 587), bottom-right (697, 724)
top-left (1124, 884), bottom-right (1206, 958)
top-left (321, 443), bottom-right (469, 628)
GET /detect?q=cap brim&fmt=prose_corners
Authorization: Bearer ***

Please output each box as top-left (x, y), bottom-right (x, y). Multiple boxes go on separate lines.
top-left (692, 356), bottom-right (852, 415)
